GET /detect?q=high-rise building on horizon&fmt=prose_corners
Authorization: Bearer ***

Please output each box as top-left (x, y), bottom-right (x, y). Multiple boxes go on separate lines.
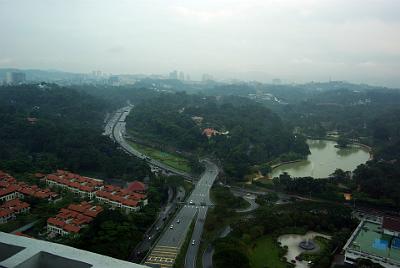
top-left (202, 73), bottom-right (214, 82)
top-left (91, 70), bottom-right (102, 77)
top-left (169, 70), bottom-right (178, 80)
top-left (179, 71), bottom-right (185, 81)
top-left (5, 72), bottom-right (26, 85)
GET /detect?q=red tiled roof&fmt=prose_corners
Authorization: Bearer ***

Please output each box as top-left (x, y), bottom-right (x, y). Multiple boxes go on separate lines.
top-left (202, 128), bottom-right (217, 137)
top-left (0, 181), bottom-right (10, 187)
top-left (34, 191), bottom-right (49, 199)
top-left (109, 194), bottom-right (124, 203)
top-left (64, 224), bottom-right (81, 233)
top-left (79, 185), bottom-right (94, 192)
top-left (130, 193), bottom-right (146, 200)
top-left (68, 202), bottom-right (90, 213)
top-left (1, 199), bottom-right (30, 212)
top-left (46, 174), bottom-right (59, 181)
top-left (47, 217), bottom-right (65, 228)
top-left (84, 207), bottom-right (103, 218)
top-left (127, 181), bottom-right (146, 192)
top-left (122, 199), bottom-right (138, 207)
top-left (0, 185), bottom-right (18, 197)
top-left (0, 208), bottom-right (13, 218)
top-left (383, 217), bottom-right (400, 233)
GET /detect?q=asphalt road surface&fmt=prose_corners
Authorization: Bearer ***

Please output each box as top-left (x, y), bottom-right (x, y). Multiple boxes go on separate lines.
top-left (107, 105), bottom-right (192, 180)
top-left (145, 161), bottom-right (219, 268)
top-left (184, 206), bottom-right (208, 268)
top-left (106, 106), bottom-right (219, 268)
top-left (230, 190), bottom-right (259, 213)
top-left (132, 186), bottom-right (186, 261)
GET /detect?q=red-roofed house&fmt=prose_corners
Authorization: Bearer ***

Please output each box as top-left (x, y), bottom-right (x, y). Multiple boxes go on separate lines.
top-left (45, 171), bottom-right (103, 199)
top-left (1, 199), bottom-right (30, 214)
top-left (0, 208), bottom-right (15, 224)
top-left (47, 201), bottom-right (103, 237)
top-left (202, 128), bottom-right (218, 138)
top-left (127, 181), bottom-right (146, 193)
top-left (0, 185), bottom-right (19, 202)
top-left (64, 224), bottom-right (80, 234)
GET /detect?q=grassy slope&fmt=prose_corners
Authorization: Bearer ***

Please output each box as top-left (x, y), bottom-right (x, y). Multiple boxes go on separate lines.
top-left (128, 141), bottom-right (191, 173)
top-left (250, 235), bottom-right (289, 268)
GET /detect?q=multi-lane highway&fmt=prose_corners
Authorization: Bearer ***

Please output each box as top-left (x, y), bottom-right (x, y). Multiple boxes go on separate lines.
top-left (106, 106), bottom-right (219, 268)
top-left (106, 105), bottom-right (192, 180)
top-left (131, 186), bottom-right (186, 261)
top-left (144, 161), bottom-right (218, 268)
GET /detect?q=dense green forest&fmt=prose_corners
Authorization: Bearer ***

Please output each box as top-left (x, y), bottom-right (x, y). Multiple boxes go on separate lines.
top-left (126, 92), bottom-right (310, 179)
top-left (0, 84), bottom-right (150, 180)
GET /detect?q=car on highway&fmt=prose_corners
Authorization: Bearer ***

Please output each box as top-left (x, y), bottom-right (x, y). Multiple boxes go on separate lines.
top-left (192, 240), bottom-right (195, 245)
top-left (170, 224), bottom-right (173, 229)
top-left (189, 200), bottom-right (194, 205)
top-left (176, 219), bottom-right (180, 224)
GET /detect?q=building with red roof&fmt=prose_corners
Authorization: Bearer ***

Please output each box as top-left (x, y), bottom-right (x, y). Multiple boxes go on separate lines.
top-left (45, 170), bottom-right (103, 199)
top-left (1, 199), bottom-right (30, 214)
top-left (44, 170), bottom-right (147, 214)
top-left (0, 199), bottom-right (30, 224)
top-left (127, 181), bottom-right (146, 193)
top-left (202, 128), bottom-right (218, 138)
top-left (94, 184), bottom-right (147, 213)
top-left (0, 184), bottom-right (19, 202)
top-left (0, 208), bottom-right (15, 224)
top-left (47, 201), bottom-right (103, 237)
top-left (0, 171), bottom-right (58, 203)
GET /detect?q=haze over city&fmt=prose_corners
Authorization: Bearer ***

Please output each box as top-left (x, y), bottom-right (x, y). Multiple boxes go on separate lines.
top-left (1, 0), bottom-right (400, 86)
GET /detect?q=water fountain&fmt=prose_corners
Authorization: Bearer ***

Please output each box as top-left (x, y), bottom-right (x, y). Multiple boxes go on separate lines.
top-left (299, 238), bottom-right (316, 250)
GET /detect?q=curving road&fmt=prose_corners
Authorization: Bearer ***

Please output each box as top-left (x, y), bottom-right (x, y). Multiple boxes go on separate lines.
top-left (106, 106), bottom-right (219, 268)
top-left (230, 190), bottom-right (259, 213)
top-left (107, 105), bottom-right (192, 180)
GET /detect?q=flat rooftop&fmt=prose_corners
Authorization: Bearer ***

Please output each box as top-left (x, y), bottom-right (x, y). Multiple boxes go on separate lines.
top-left (348, 221), bottom-right (400, 262)
top-left (0, 232), bottom-right (147, 268)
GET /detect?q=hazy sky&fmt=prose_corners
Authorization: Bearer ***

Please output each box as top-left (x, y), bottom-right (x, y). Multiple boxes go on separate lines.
top-left (1, 0), bottom-right (400, 86)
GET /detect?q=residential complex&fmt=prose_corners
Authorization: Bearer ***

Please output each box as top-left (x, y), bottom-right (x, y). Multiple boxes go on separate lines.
top-left (44, 170), bottom-right (148, 213)
top-left (0, 171), bottom-right (58, 203)
top-left (0, 171), bottom-right (57, 224)
top-left (344, 216), bottom-right (400, 268)
top-left (0, 199), bottom-right (30, 224)
top-left (47, 201), bottom-right (103, 236)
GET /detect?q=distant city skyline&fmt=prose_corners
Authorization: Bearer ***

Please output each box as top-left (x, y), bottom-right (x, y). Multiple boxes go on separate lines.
top-left (1, 0), bottom-right (399, 87)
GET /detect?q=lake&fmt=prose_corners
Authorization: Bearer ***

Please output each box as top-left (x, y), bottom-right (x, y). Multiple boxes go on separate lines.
top-left (270, 139), bottom-right (370, 179)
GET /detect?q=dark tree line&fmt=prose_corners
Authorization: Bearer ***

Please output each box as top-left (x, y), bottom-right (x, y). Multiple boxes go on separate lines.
top-left (0, 84), bottom-right (151, 180)
top-left (127, 92), bottom-right (310, 180)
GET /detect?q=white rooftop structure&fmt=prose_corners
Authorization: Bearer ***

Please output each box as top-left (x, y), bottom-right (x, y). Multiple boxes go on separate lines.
top-left (0, 232), bottom-right (148, 268)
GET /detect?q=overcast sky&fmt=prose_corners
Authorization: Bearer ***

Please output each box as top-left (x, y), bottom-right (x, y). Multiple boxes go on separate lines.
top-left (1, 0), bottom-right (399, 86)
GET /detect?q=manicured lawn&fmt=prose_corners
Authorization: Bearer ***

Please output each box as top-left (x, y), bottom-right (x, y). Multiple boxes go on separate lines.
top-left (128, 142), bottom-right (192, 173)
top-left (250, 235), bottom-right (289, 268)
